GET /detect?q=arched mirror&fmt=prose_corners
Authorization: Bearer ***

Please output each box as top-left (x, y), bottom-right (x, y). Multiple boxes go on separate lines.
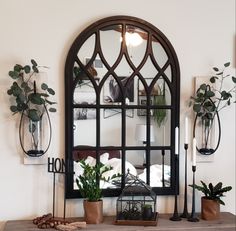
top-left (65, 16), bottom-right (180, 198)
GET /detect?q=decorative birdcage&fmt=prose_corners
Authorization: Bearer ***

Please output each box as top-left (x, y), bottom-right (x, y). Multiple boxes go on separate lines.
top-left (116, 172), bottom-right (157, 225)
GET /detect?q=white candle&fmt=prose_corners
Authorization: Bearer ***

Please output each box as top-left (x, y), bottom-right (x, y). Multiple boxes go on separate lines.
top-left (175, 127), bottom-right (179, 155)
top-left (185, 117), bottom-right (189, 144)
top-left (192, 138), bottom-right (197, 166)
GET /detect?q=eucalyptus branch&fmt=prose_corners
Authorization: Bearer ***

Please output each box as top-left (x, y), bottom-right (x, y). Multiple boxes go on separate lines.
top-left (190, 62), bottom-right (235, 151)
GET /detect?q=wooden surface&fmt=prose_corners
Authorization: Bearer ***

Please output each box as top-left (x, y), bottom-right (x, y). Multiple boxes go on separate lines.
top-left (3, 212), bottom-right (236, 231)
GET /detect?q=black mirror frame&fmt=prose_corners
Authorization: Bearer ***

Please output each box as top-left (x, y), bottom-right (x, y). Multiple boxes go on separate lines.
top-left (65, 15), bottom-right (180, 199)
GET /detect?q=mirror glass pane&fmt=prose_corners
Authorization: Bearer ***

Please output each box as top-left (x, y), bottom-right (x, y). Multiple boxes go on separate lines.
top-left (100, 25), bottom-right (122, 67)
top-left (152, 109), bottom-right (171, 146)
top-left (152, 36), bottom-right (168, 68)
top-left (100, 108), bottom-right (122, 146)
top-left (139, 56), bottom-right (158, 79)
top-left (73, 108), bottom-right (96, 146)
top-left (77, 34), bottom-right (96, 63)
top-left (125, 25), bottom-right (148, 67)
top-left (150, 150), bottom-right (171, 187)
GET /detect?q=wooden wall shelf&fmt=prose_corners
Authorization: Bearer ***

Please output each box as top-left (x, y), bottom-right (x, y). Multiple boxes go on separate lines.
top-left (3, 212), bottom-right (236, 231)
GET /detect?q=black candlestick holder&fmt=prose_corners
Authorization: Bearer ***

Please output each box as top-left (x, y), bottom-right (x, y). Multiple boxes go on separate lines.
top-left (188, 165), bottom-right (199, 222)
top-left (170, 154), bottom-right (182, 221)
top-left (180, 143), bottom-right (189, 218)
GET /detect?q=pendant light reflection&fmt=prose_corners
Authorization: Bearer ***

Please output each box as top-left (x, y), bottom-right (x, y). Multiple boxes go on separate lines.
top-left (121, 32), bottom-right (143, 47)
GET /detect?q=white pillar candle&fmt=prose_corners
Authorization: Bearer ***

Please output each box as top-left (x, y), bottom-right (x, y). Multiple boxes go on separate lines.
top-left (185, 117), bottom-right (189, 144)
top-left (175, 127), bottom-right (179, 155)
top-left (192, 138), bottom-right (197, 166)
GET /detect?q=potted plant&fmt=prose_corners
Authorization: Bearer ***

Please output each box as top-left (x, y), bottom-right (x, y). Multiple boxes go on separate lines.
top-left (189, 62), bottom-right (236, 155)
top-left (7, 59), bottom-right (56, 156)
top-left (142, 204), bottom-right (153, 220)
top-left (190, 180), bottom-right (232, 220)
top-left (76, 160), bottom-right (120, 224)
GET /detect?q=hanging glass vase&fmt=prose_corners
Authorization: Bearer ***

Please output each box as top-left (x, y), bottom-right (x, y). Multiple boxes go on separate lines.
top-left (19, 106), bottom-right (52, 157)
top-left (193, 110), bottom-right (221, 155)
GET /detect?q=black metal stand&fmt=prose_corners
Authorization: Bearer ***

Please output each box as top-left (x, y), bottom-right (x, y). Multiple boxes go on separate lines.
top-left (180, 143), bottom-right (189, 218)
top-left (170, 154), bottom-right (181, 221)
top-left (188, 165), bottom-right (199, 222)
top-left (162, 149), bottom-right (165, 187)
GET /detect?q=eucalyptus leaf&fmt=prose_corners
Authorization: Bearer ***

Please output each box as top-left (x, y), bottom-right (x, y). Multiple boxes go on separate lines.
top-left (45, 99), bottom-right (56, 105)
top-left (232, 77), bottom-right (236, 83)
top-left (41, 83), bottom-right (48, 90)
top-left (7, 89), bottom-right (13, 95)
top-left (10, 105), bottom-right (18, 112)
top-left (28, 93), bottom-right (45, 105)
top-left (24, 65), bottom-right (31, 73)
top-left (31, 59), bottom-right (37, 66)
top-left (193, 104), bottom-right (201, 112)
top-left (14, 64), bottom-right (22, 72)
top-left (49, 108), bottom-right (57, 112)
top-left (224, 62), bottom-right (230, 67)
top-left (47, 88), bottom-right (55, 95)
top-left (32, 66), bottom-right (39, 73)
top-left (210, 77), bottom-right (216, 83)
top-left (9, 71), bottom-right (19, 79)
top-left (28, 109), bottom-right (40, 122)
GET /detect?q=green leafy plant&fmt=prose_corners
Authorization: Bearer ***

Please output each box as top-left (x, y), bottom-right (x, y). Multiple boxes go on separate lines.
top-left (189, 62), bottom-right (236, 149)
top-left (190, 180), bottom-right (232, 205)
top-left (76, 160), bottom-right (121, 201)
top-left (153, 93), bottom-right (167, 127)
top-left (7, 59), bottom-right (57, 122)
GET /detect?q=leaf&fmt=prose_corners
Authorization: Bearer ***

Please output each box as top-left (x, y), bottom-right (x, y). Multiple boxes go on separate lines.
top-left (14, 64), bottom-right (22, 72)
top-left (216, 71), bottom-right (223, 75)
top-left (32, 66), bottom-right (39, 73)
top-left (10, 105), bottom-right (18, 113)
top-left (7, 89), bottom-right (13, 95)
top-left (213, 67), bottom-right (219, 71)
top-left (213, 182), bottom-right (222, 192)
top-left (28, 109), bottom-right (40, 122)
top-left (49, 108), bottom-right (56, 112)
top-left (210, 77), bottom-right (216, 83)
top-left (193, 104), bottom-right (201, 113)
top-left (45, 99), bottom-right (56, 105)
top-left (200, 84), bottom-right (207, 91)
top-left (31, 59), bottom-right (37, 67)
top-left (232, 77), bottom-right (236, 83)
top-left (9, 71), bottom-right (19, 79)
top-left (224, 62), bottom-right (230, 67)
top-left (41, 83), bottom-right (48, 90)
top-left (206, 90), bottom-right (215, 98)
top-left (47, 88), bottom-right (55, 95)
top-left (218, 199), bottom-right (225, 205)
top-left (28, 93), bottom-right (45, 105)
top-left (24, 65), bottom-right (31, 74)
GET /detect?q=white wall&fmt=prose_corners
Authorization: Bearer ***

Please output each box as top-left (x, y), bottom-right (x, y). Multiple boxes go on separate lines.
top-left (0, 0), bottom-right (235, 229)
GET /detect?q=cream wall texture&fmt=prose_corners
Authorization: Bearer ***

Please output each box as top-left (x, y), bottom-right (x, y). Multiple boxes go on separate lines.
top-left (0, 0), bottom-right (235, 229)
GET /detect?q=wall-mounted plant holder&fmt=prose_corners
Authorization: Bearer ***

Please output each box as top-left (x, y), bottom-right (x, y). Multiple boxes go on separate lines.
top-left (193, 76), bottom-right (218, 163)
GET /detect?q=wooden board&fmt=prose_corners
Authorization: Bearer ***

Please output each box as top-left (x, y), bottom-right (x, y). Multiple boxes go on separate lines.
top-left (114, 212), bottom-right (158, 226)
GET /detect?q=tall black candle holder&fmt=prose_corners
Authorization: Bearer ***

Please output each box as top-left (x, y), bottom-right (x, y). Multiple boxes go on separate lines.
top-left (170, 154), bottom-right (182, 221)
top-left (188, 165), bottom-right (199, 222)
top-left (180, 143), bottom-right (189, 218)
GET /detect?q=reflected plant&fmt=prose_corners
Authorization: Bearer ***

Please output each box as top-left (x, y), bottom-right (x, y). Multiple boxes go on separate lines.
top-left (153, 86), bottom-right (167, 127)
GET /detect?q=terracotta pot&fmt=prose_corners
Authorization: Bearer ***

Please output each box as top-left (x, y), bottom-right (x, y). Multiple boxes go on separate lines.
top-left (201, 197), bottom-right (220, 220)
top-left (83, 200), bottom-right (103, 224)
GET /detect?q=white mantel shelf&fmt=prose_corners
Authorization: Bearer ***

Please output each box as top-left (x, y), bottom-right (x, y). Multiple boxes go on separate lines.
top-left (3, 212), bottom-right (236, 231)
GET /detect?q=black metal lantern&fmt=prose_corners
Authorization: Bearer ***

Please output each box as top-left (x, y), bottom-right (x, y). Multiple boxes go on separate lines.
top-left (116, 173), bottom-right (157, 224)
